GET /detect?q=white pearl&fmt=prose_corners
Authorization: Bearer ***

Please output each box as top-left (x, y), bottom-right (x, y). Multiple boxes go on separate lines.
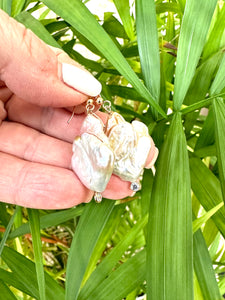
top-left (107, 114), bottom-right (151, 182)
top-left (72, 133), bottom-right (114, 192)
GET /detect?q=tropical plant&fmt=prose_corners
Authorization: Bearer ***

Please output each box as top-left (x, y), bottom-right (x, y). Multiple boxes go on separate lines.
top-left (1, 0), bottom-right (225, 299)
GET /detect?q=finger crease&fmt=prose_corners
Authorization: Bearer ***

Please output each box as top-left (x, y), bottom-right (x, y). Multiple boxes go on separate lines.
top-left (23, 132), bottom-right (41, 162)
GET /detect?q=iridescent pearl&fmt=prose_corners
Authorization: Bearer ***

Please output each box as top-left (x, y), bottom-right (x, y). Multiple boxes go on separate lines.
top-left (80, 114), bottom-right (107, 143)
top-left (107, 113), bottom-right (151, 182)
top-left (105, 112), bottom-right (126, 135)
top-left (72, 133), bottom-right (114, 193)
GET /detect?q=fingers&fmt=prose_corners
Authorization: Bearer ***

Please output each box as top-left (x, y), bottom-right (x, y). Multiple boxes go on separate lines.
top-left (0, 121), bottom-right (72, 168)
top-left (0, 10), bottom-right (101, 107)
top-left (6, 96), bottom-right (85, 143)
top-left (0, 152), bottom-right (132, 208)
top-left (0, 122), bottom-right (133, 204)
top-left (145, 138), bottom-right (159, 169)
top-left (103, 176), bottom-right (133, 199)
top-left (0, 101), bottom-right (7, 124)
top-left (0, 152), bottom-right (93, 209)
top-left (0, 84), bottom-right (13, 102)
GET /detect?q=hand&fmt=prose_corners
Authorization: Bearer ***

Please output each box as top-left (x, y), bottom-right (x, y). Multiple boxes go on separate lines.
top-left (0, 10), bottom-right (133, 209)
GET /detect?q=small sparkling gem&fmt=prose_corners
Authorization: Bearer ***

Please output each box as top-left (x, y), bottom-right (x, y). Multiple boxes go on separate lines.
top-left (130, 182), bottom-right (141, 192)
top-left (94, 192), bottom-right (102, 203)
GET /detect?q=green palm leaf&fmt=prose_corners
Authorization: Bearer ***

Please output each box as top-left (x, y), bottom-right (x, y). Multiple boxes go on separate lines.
top-left (65, 200), bottom-right (114, 300)
top-left (113, 0), bottom-right (135, 40)
top-left (42, 0), bottom-right (166, 117)
top-left (0, 280), bottom-right (18, 300)
top-left (190, 157), bottom-right (225, 238)
top-left (1, 246), bottom-right (65, 300)
top-left (173, 0), bottom-right (217, 110)
top-left (147, 113), bottom-right (193, 299)
top-left (136, 0), bottom-right (160, 102)
top-left (78, 215), bottom-right (148, 299)
top-left (83, 249), bottom-right (146, 300)
top-left (27, 209), bottom-right (46, 300)
top-left (193, 224), bottom-right (222, 299)
top-left (0, 207), bottom-right (19, 257)
top-left (212, 98), bottom-right (225, 202)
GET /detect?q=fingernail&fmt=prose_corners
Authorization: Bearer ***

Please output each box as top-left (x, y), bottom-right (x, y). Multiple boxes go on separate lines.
top-left (145, 147), bottom-right (159, 169)
top-left (62, 63), bottom-right (102, 97)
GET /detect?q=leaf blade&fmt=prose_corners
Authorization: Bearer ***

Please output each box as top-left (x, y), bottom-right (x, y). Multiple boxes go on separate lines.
top-left (65, 200), bottom-right (115, 300)
top-left (173, 0), bottom-right (217, 110)
top-left (27, 209), bottom-right (46, 300)
top-left (84, 249), bottom-right (146, 300)
top-left (0, 206), bottom-right (19, 257)
top-left (9, 206), bottom-right (83, 239)
top-left (2, 246), bottom-right (65, 300)
top-left (193, 226), bottom-right (222, 300)
top-left (15, 11), bottom-right (60, 48)
top-left (42, 0), bottom-right (166, 117)
top-left (193, 202), bottom-right (224, 233)
top-left (136, 0), bottom-right (160, 102)
top-left (0, 279), bottom-right (18, 300)
top-left (190, 157), bottom-right (225, 238)
top-left (78, 215), bottom-right (148, 300)
top-left (212, 98), bottom-right (225, 203)
top-left (147, 113), bottom-right (193, 299)
top-left (210, 54), bottom-right (225, 95)
top-left (113, 0), bottom-right (135, 40)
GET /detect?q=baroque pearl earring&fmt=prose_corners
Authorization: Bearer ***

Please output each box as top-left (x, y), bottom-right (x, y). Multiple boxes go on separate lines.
top-left (70, 96), bottom-right (158, 203)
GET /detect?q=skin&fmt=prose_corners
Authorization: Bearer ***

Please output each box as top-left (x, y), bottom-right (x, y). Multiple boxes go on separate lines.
top-left (0, 10), bottom-right (157, 209)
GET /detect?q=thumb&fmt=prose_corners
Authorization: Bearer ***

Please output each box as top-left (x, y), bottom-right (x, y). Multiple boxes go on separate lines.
top-left (0, 10), bottom-right (101, 107)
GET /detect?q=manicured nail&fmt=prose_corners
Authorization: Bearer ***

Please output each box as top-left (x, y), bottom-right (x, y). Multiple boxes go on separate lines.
top-left (62, 63), bottom-right (102, 97)
top-left (145, 147), bottom-right (159, 169)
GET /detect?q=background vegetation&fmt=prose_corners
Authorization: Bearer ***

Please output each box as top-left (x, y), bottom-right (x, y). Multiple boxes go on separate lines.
top-left (1, 0), bottom-right (225, 299)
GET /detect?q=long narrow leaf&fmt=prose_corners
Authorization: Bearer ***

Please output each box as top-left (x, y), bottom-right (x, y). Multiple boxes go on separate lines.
top-left (0, 269), bottom-right (33, 297)
top-left (9, 206), bottom-right (83, 239)
top-left (190, 157), bottom-right (225, 238)
top-left (210, 53), bottom-right (225, 95)
top-left (212, 98), bottom-right (225, 203)
top-left (27, 209), bottom-right (46, 300)
top-left (0, 203), bottom-right (10, 228)
top-left (173, 0), bottom-right (217, 110)
top-left (66, 200), bottom-right (115, 300)
top-left (84, 249), bottom-right (146, 300)
top-left (195, 108), bottom-right (215, 151)
top-left (0, 206), bottom-right (19, 257)
top-left (78, 215), bottom-right (148, 300)
top-left (80, 204), bottom-right (126, 286)
top-left (147, 113), bottom-right (193, 299)
top-left (0, 0), bottom-right (12, 15)
top-left (193, 227), bottom-right (222, 300)
top-left (203, 218), bottom-right (218, 248)
top-left (11, 0), bottom-right (26, 17)
top-left (15, 11), bottom-right (60, 48)
top-left (177, 0), bottom-right (186, 13)
top-left (183, 51), bottom-right (222, 134)
top-left (2, 246), bottom-right (65, 300)
top-left (141, 169), bottom-right (154, 220)
top-left (193, 202), bottom-right (224, 233)
top-left (113, 0), bottom-right (134, 40)
top-left (42, 0), bottom-right (166, 117)
top-left (203, 3), bottom-right (225, 59)
top-left (156, 2), bottom-right (181, 14)
top-left (136, 0), bottom-right (160, 102)
top-left (0, 279), bottom-right (17, 300)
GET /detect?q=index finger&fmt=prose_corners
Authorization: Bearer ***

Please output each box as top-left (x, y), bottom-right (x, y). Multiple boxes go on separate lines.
top-left (0, 10), bottom-right (101, 107)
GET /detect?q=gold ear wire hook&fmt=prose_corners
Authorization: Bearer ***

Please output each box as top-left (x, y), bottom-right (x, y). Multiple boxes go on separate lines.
top-left (67, 107), bottom-right (76, 124)
top-left (67, 95), bottom-right (104, 124)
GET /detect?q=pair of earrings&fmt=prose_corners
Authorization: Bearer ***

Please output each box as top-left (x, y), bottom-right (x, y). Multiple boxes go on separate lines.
top-left (71, 97), bottom-right (158, 203)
